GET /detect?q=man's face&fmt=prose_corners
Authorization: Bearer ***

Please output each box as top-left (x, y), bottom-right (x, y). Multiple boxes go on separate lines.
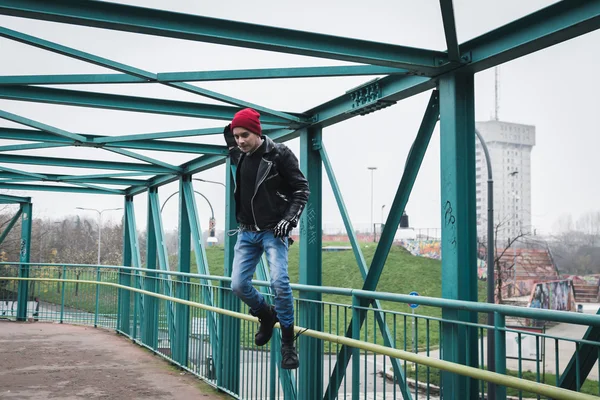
top-left (233, 127), bottom-right (262, 153)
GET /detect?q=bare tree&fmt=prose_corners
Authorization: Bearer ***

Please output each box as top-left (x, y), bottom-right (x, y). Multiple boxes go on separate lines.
top-left (479, 215), bottom-right (532, 303)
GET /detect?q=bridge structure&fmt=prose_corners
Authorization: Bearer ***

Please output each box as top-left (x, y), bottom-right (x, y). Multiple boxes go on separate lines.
top-left (0, 1), bottom-right (599, 399)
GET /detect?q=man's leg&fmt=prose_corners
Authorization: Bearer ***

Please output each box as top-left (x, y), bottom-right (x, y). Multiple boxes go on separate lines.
top-left (263, 232), bottom-right (298, 369)
top-left (231, 230), bottom-right (278, 346)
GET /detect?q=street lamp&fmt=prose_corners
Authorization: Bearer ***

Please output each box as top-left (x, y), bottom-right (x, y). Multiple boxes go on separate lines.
top-left (193, 178), bottom-right (226, 189)
top-left (75, 207), bottom-right (123, 265)
top-left (367, 167), bottom-right (377, 242)
top-left (475, 129), bottom-right (496, 399)
top-left (161, 190), bottom-right (217, 245)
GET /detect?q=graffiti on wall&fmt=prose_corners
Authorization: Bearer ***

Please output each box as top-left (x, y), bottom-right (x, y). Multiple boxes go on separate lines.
top-left (529, 280), bottom-right (574, 311)
top-left (398, 239), bottom-right (442, 260)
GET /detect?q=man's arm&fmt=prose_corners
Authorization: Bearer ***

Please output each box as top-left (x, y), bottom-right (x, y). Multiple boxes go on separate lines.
top-left (279, 146), bottom-right (310, 224)
top-left (223, 124), bottom-right (242, 166)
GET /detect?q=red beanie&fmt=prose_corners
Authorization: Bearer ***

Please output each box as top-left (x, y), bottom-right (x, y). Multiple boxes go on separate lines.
top-left (231, 108), bottom-right (261, 136)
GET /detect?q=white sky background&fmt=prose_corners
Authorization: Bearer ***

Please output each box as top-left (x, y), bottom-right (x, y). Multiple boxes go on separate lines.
top-left (0, 0), bottom-right (598, 236)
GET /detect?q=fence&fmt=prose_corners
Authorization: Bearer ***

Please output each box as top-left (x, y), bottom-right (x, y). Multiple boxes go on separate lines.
top-left (1, 262), bottom-right (599, 400)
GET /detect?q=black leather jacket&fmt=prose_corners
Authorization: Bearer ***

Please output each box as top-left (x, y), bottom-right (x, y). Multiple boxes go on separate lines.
top-left (230, 136), bottom-right (310, 230)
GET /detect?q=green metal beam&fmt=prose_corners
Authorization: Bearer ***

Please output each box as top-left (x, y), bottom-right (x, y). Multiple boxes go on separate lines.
top-left (461, 0), bottom-right (600, 73)
top-left (0, 65), bottom-right (408, 86)
top-left (0, 153), bottom-right (174, 173)
top-left (324, 90), bottom-right (439, 400)
top-left (0, 182), bottom-right (124, 195)
top-left (439, 72), bottom-right (479, 399)
top-left (174, 175), bottom-right (191, 367)
top-left (0, 26), bottom-right (154, 79)
top-left (158, 65), bottom-right (410, 82)
top-left (298, 127), bottom-right (323, 400)
top-left (148, 188), bottom-right (177, 355)
top-left (217, 158), bottom-right (240, 394)
top-left (559, 307), bottom-right (600, 391)
top-left (0, 73), bottom-right (147, 85)
top-left (0, 26), bottom-right (300, 122)
top-left (66, 181), bottom-right (125, 195)
top-left (0, 165), bottom-right (48, 180)
top-left (104, 147), bottom-right (182, 173)
top-left (0, 0), bottom-right (446, 72)
top-left (439, 0), bottom-right (460, 62)
top-left (0, 193), bottom-right (30, 203)
top-left (0, 85), bottom-right (298, 125)
top-left (0, 127), bottom-right (228, 155)
top-left (119, 196), bottom-right (140, 334)
top-left (0, 207), bottom-right (23, 245)
top-left (0, 172), bottom-right (148, 186)
top-left (16, 202), bottom-right (32, 321)
top-left (0, 109), bottom-right (87, 142)
top-left (143, 188), bottom-right (159, 350)
top-left (0, 142), bottom-right (70, 152)
top-left (181, 180), bottom-right (220, 363)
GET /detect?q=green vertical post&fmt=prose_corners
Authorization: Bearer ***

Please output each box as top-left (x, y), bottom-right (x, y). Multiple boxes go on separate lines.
top-left (352, 295), bottom-right (361, 400)
top-left (175, 175), bottom-right (191, 367)
top-left (494, 312), bottom-right (507, 400)
top-left (118, 196), bottom-right (135, 335)
top-left (299, 127), bottom-right (323, 400)
top-left (439, 72), bottom-right (479, 399)
top-left (16, 202), bottom-right (32, 321)
top-left (218, 158), bottom-right (240, 393)
top-left (143, 189), bottom-right (159, 349)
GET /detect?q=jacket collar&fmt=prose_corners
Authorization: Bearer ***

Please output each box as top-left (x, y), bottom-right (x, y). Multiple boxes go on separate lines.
top-left (262, 135), bottom-right (276, 154)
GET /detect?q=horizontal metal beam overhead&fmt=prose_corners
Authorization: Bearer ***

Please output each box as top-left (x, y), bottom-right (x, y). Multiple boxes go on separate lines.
top-left (0, 165), bottom-right (48, 180)
top-left (0, 193), bottom-right (30, 203)
top-left (104, 147), bottom-right (182, 172)
top-left (0, 109), bottom-right (87, 142)
top-left (0, 65), bottom-right (409, 86)
top-left (0, 142), bottom-right (70, 152)
top-left (0, 172), bottom-right (147, 186)
top-left (0, 0), bottom-right (446, 72)
top-left (0, 128), bottom-right (228, 155)
top-left (0, 85), bottom-right (300, 125)
top-left (0, 73), bottom-right (147, 85)
top-left (0, 153), bottom-right (175, 173)
top-left (158, 65), bottom-right (410, 82)
top-left (0, 26), bottom-right (303, 122)
top-left (461, 0), bottom-right (600, 73)
top-left (0, 182), bottom-right (124, 194)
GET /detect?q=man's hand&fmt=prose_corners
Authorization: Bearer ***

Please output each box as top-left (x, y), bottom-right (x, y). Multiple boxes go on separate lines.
top-left (273, 219), bottom-right (294, 238)
top-left (223, 124), bottom-right (237, 149)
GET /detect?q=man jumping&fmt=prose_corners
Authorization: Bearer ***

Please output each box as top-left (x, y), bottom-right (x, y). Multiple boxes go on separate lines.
top-left (223, 108), bottom-right (309, 369)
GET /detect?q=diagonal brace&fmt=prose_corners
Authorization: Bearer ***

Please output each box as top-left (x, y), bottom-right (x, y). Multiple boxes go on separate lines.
top-left (0, 207), bottom-right (23, 245)
top-left (323, 90), bottom-right (439, 399)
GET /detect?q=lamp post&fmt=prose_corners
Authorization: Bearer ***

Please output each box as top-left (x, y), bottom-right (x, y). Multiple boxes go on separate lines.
top-left (367, 167), bottom-right (377, 242)
top-left (75, 207), bottom-right (123, 265)
top-left (475, 129), bottom-right (495, 399)
top-left (161, 190), bottom-right (217, 244)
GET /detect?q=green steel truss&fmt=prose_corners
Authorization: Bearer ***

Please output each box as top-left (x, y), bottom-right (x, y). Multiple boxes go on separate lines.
top-left (1, 1), bottom-right (598, 399)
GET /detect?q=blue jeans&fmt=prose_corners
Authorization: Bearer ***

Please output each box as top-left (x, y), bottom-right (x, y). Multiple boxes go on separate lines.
top-left (231, 230), bottom-right (294, 328)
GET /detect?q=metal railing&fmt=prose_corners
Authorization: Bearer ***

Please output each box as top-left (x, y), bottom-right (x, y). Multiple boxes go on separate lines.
top-left (1, 262), bottom-right (599, 400)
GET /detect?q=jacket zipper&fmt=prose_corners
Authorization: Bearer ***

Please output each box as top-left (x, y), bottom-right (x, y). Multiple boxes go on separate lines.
top-left (251, 160), bottom-right (272, 230)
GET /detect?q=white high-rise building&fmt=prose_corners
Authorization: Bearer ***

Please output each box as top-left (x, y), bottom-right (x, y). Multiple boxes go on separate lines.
top-left (475, 120), bottom-right (536, 245)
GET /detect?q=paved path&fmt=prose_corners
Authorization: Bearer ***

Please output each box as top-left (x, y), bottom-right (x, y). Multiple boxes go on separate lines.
top-left (0, 321), bottom-right (227, 400)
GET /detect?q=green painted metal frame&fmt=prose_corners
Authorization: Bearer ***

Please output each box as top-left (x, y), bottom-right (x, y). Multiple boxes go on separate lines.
top-left (298, 127), bottom-right (324, 400)
top-left (16, 202), bottom-right (32, 321)
top-left (1, 1), bottom-right (598, 398)
top-left (439, 72), bottom-right (479, 399)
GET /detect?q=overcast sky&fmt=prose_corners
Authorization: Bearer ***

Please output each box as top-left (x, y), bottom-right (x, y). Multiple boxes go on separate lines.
top-left (0, 0), bottom-right (598, 237)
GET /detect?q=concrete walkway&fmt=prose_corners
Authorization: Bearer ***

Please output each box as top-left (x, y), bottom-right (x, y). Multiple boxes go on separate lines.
top-left (0, 321), bottom-right (227, 400)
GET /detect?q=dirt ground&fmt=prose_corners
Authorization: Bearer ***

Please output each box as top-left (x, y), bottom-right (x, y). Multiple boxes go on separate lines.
top-left (0, 321), bottom-right (228, 400)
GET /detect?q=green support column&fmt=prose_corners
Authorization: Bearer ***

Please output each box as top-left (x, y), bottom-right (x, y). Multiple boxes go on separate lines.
top-left (439, 72), bottom-right (479, 399)
top-left (143, 189), bottom-right (159, 349)
top-left (175, 175), bottom-right (191, 367)
top-left (118, 196), bottom-right (134, 334)
top-left (218, 158), bottom-right (240, 393)
top-left (16, 202), bottom-right (32, 321)
top-left (299, 127), bottom-right (323, 400)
